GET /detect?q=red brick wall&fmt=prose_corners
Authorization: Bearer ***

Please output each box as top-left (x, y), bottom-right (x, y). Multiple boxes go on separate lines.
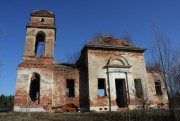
top-left (52, 65), bottom-right (80, 107)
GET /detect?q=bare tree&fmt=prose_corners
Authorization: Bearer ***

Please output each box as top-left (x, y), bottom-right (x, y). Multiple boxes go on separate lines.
top-left (65, 50), bottom-right (81, 64)
top-left (150, 25), bottom-right (178, 121)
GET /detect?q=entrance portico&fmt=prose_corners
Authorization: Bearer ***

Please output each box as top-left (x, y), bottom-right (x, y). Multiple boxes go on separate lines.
top-left (106, 56), bottom-right (133, 111)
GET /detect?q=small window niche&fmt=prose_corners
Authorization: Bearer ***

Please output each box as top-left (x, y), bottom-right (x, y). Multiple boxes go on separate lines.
top-left (98, 78), bottom-right (106, 97)
top-left (40, 18), bottom-right (45, 22)
top-left (29, 73), bottom-right (40, 103)
top-left (66, 80), bottom-right (75, 97)
top-left (134, 79), bottom-right (143, 98)
top-left (155, 80), bottom-right (162, 95)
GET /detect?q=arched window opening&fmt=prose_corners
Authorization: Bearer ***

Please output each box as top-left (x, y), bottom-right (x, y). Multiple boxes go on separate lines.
top-left (35, 32), bottom-right (45, 58)
top-left (29, 73), bottom-right (40, 103)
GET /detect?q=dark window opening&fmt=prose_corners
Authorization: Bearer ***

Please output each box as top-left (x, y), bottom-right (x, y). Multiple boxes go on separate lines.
top-left (115, 79), bottom-right (127, 107)
top-left (40, 18), bottom-right (45, 22)
top-left (155, 80), bottom-right (162, 95)
top-left (134, 79), bottom-right (143, 98)
top-left (66, 80), bottom-right (75, 97)
top-left (35, 33), bottom-right (45, 58)
top-left (98, 79), bottom-right (106, 96)
top-left (29, 73), bottom-right (40, 103)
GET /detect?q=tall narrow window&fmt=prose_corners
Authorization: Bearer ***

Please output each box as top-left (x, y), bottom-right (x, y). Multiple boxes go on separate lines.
top-left (35, 32), bottom-right (45, 58)
top-left (98, 79), bottom-right (106, 96)
top-left (30, 73), bottom-right (40, 103)
top-left (155, 80), bottom-right (162, 95)
top-left (66, 80), bottom-right (75, 97)
top-left (134, 79), bottom-right (143, 98)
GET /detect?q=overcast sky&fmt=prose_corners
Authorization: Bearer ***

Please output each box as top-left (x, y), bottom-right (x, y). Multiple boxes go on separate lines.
top-left (0, 0), bottom-right (180, 95)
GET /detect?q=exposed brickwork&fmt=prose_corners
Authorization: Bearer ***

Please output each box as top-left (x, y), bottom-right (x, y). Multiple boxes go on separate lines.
top-left (146, 71), bottom-right (168, 108)
top-left (87, 35), bottom-right (132, 47)
top-left (14, 10), bottom-right (168, 112)
top-left (52, 64), bottom-right (79, 107)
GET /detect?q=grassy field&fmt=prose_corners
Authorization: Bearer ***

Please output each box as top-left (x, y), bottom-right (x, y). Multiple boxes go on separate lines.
top-left (0, 110), bottom-right (179, 121)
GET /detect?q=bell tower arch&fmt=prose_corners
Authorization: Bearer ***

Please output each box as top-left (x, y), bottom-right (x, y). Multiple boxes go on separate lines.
top-left (23, 10), bottom-right (56, 64)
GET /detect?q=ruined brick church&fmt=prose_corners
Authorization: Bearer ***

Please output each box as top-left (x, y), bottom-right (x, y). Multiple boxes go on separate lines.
top-left (14, 10), bottom-right (168, 112)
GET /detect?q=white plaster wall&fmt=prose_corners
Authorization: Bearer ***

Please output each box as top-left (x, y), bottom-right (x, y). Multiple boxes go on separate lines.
top-left (87, 50), bottom-right (147, 111)
top-left (14, 106), bottom-right (46, 112)
top-left (87, 53), bottom-right (108, 104)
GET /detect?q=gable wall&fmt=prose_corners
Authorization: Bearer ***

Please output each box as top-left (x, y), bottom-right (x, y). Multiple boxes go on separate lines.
top-left (87, 49), bottom-right (149, 111)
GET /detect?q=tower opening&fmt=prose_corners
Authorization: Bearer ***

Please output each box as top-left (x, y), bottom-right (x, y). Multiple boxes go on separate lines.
top-left (35, 32), bottom-right (45, 58)
top-left (30, 73), bottom-right (40, 103)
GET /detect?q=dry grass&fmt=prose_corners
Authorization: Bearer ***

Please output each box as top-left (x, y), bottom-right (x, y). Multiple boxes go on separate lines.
top-left (0, 109), bottom-right (179, 121)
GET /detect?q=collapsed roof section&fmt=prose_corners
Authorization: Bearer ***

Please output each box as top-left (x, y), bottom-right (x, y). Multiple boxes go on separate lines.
top-left (84, 35), bottom-right (146, 52)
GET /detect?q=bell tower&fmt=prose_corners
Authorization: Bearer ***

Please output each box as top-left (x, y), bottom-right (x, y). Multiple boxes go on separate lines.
top-left (23, 10), bottom-right (56, 64)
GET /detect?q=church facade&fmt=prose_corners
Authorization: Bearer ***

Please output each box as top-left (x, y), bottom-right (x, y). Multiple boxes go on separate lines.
top-left (14, 10), bottom-right (168, 112)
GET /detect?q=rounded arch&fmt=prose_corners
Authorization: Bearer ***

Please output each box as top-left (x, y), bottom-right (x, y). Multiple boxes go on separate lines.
top-left (35, 31), bottom-right (46, 57)
top-left (29, 72), bottom-right (40, 103)
top-left (107, 55), bottom-right (129, 66)
top-left (35, 31), bottom-right (46, 42)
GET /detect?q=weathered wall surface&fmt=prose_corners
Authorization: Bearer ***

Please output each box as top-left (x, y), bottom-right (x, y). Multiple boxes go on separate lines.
top-left (29, 17), bottom-right (55, 27)
top-left (14, 10), bottom-right (169, 112)
top-left (52, 65), bottom-right (79, 107)
top-left (87, 49), bottom-right (148, 111)
top-left (14, 64), bottom-right (80, 112)
top-left (14, 65), bottom-right (53, 112)
top-left (23, 28), bottom-right (55, 59)
top-left (146, 71), bottom-right (168, 109)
